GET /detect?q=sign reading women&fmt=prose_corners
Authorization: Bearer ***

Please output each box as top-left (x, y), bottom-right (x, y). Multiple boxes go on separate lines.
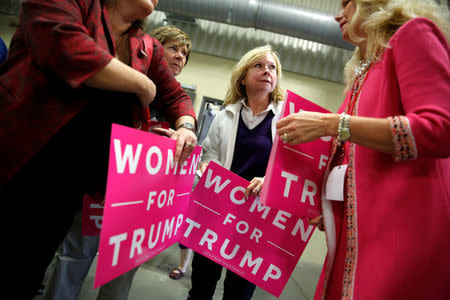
top-left (260, 90), bottom-right (332, 218)
top-left (95, 90), bottom-right (328, 296)
top-left (179, 162), bottom-right (314, 297)
top-left (94, 124), bottom-right (201, 288)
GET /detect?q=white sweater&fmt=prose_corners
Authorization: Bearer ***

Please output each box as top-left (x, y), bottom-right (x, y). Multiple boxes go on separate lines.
top-left (200, 99), bottom-right (284, 170)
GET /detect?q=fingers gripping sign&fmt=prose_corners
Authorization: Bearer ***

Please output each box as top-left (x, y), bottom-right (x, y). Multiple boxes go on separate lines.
top-left (171, 127), bottom-right (197, 165)
top-left (276, 111), bottom-right (335, 145)
top-left (245, 177), bottom-right (264, 199)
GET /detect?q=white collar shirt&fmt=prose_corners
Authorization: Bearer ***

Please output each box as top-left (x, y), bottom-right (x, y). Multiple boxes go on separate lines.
top-left (239, 99), bottom-right (275, 130)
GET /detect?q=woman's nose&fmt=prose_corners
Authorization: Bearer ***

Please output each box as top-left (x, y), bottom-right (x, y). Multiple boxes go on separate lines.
top-left (335, 11), bottom-right (343, 23)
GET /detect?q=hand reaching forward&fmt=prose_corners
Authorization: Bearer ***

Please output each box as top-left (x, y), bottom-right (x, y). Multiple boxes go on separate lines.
top-left (152, 127), bottom-right (197, 165)
top-left (276, 111), bottom-right (338, 145)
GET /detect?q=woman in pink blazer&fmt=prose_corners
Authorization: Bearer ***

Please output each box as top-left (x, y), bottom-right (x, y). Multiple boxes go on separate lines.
top-left (277, 0), bottom-right (450, 299)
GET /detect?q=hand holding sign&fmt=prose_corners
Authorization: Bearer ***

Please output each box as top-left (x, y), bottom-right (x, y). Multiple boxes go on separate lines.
top-left (260, 90), bottom-right (332, 219)
top-left (94, 124), bottom-right (201, 288)
top-left (245, 177), bottom-right (264, 199)
top-left (95, 123), bottom-right (316, 297)
top-left (179, 162), bottom-right (314, 297)
top-left (276, 110), bottom-right (336, 145)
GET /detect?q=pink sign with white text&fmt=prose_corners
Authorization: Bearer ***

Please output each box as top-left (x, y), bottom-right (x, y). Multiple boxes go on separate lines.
top-left (260, 90), bottom-right (332, 218)
top-left (81, 194), bottom-right (104, 236)
top-left (179, 162), bottom-right (315, 297)
top-left (94, 124), bottom-right (201, 288)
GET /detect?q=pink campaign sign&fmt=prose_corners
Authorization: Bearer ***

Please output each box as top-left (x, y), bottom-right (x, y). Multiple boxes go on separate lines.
top-left (179, 161), bottom-right (315, 297)
top-left (260, 90), bottom-right (332, 218)
top-left (94, 124), bottom-right (201, 288)
top-left (81, 194), bottom-right (104, 236)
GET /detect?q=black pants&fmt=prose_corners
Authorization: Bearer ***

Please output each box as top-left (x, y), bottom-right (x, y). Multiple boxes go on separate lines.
top-left (0, 101), bottom-right (126, 299)
top-left (188, 252), bottom-right (256, 300)
top-left (1, 124), bottom-right (87, 298)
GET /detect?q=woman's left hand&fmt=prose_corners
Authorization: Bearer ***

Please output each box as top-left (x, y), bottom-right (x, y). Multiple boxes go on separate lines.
top-left (276, 111), bottom-right (338, 145)
top-left (151, 127), bottom-right (197, 164)
top-left (245, 177), bottom-right (264, 199)
top-left (170, 127), bottom-right (197, 165)
top-left (150, 127), bottom-right (175, 137)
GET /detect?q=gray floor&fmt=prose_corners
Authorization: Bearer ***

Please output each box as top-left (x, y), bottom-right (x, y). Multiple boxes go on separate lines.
top-left (34, 230), bottom-right (326, 300)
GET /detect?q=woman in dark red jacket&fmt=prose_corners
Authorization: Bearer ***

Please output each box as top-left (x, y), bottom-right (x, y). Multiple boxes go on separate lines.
top-left (0, 0), bottom-right (197, 297)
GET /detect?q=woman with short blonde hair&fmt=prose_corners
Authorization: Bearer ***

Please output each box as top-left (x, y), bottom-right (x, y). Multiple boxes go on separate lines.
top-left (224, 44), bottom-right (284, 106)
top-left (150, 25), bottom-right (192, 63)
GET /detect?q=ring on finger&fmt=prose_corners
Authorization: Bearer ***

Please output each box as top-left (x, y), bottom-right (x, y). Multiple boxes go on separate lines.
top-left (282, 132), bottom-right (289, 143)
top-left (185, 143), bottom-right (193, 148)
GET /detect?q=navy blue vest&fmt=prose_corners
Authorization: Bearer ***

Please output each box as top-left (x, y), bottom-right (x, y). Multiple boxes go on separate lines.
top-left (230, 109), bottom-right (274, 181)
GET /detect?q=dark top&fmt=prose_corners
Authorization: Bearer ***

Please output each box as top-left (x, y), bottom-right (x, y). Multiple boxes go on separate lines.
top-left (230, 109), bottom-right (274, 181)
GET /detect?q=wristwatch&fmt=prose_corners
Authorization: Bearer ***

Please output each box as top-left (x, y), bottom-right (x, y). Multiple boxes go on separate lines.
top-left (337, 112), bottom-right (351, 145)
top-left (177, 122), bottom-right (196, 132)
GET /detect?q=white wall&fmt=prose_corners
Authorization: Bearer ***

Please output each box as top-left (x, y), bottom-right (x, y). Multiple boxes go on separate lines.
top-left (178, 52), bottom-right (345, 115)
top-left (0, 13), bottom-right (15, 48)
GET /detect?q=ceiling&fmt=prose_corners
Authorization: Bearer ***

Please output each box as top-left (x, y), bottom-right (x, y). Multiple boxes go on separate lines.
top-left (0, 0), bottom-right (19, 16)
top-left (148, 0), bottom-right (353, 83)
top-left (2, 0), bottom-right (448, 83)
top-left (0, 0), bottom-right (354, 83)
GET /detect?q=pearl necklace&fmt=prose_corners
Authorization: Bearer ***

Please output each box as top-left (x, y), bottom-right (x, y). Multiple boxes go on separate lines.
top-left (354, 58), bottom-right (372, 77)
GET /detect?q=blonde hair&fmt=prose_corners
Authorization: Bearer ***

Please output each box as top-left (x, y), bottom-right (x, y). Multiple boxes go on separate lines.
top-left (344, 0), bottom-right (450, 89)
top-left (224, 45), bottom-right (285, 106)
top-left (150, 25), bottom-right (192, 63)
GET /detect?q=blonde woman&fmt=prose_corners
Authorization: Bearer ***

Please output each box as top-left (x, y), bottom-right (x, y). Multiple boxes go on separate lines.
top-left (276, 0), bottom-right (450, 299)
top-left (189, 45), bottom-right (284, 300)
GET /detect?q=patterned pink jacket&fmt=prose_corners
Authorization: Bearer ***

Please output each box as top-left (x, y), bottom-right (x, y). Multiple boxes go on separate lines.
top-left (316, 18), bottom-right (450, 300)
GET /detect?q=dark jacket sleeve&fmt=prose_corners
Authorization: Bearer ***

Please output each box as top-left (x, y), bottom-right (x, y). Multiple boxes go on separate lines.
top-left (148, 38), bottom-right (197, 126)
